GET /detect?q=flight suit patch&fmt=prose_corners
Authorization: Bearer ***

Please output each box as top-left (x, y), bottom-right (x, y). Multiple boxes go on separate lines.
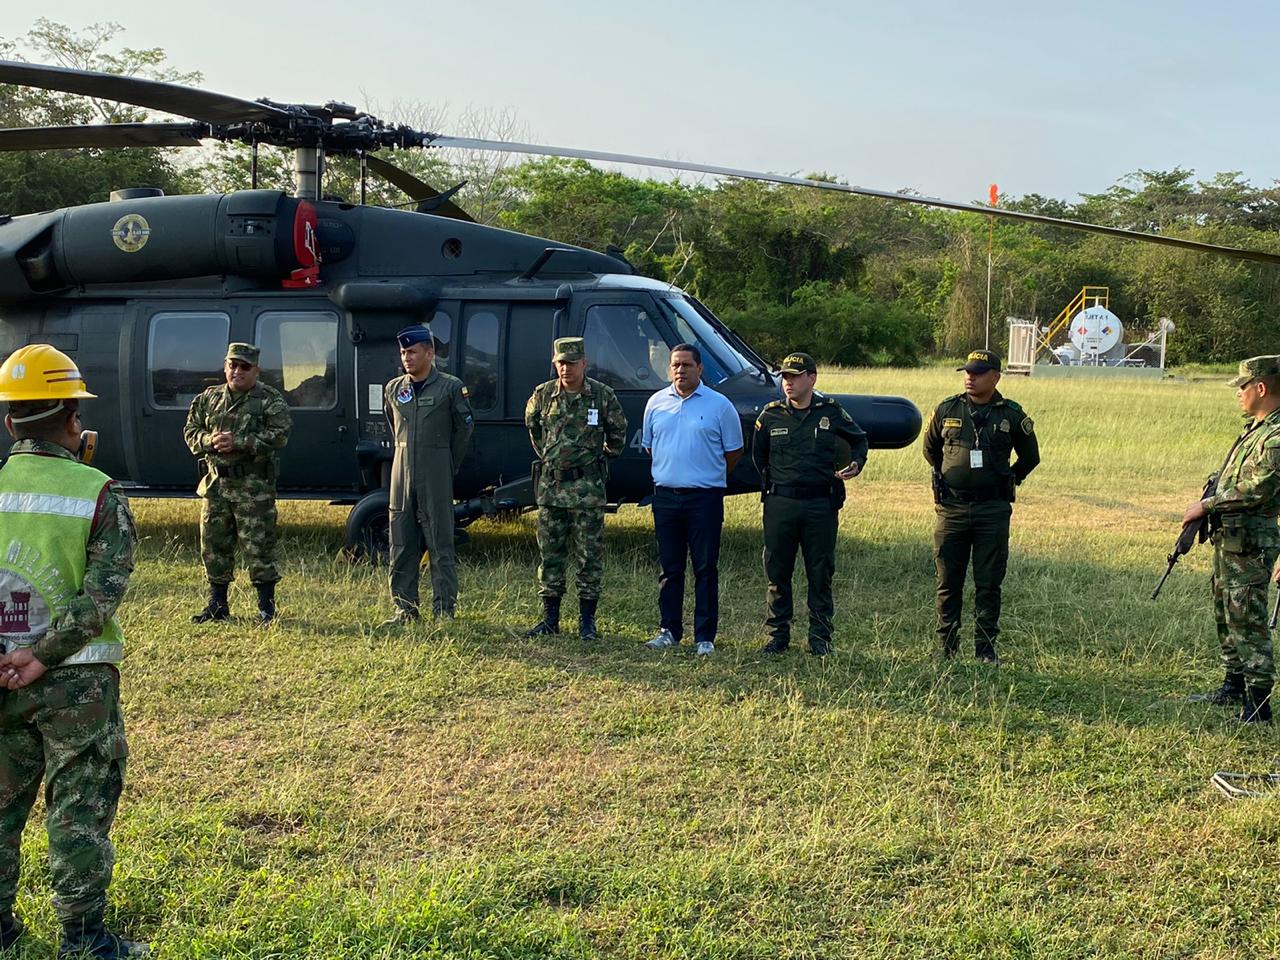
top-left (942, 417), bottom-right (963, 428)
top-left (395, 385), bottom-right (413, 404)
top-left (422, 396), bottom-right (435, 406)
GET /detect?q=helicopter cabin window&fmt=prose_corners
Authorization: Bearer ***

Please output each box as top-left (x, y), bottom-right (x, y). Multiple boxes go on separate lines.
top-left (461, 307), bottom-right (501, 412)
top-left (430, 309), bottom-right (452, 373)
top-left (255, 311), bottom-right (339, 410)
top-left (583, 304), bottom-right (670, 390)
top-left (148, 311), bottom-right (231, 409)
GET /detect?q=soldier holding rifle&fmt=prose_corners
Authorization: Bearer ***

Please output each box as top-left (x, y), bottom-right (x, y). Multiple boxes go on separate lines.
top-left (1183, 356), bottom-right (1280, 723)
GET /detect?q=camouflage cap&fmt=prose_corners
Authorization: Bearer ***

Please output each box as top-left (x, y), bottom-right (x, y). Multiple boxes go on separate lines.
top-left (1227, 355), bottom-right (1280, 388)
top-left (553, 337), bottom-right (585, 362)
top-left (225, 342), bottom-right (260, 365)
top-left (778, 352), bottom-right (817, 375)
top-left (958, 349), bottom-right (1001, 373)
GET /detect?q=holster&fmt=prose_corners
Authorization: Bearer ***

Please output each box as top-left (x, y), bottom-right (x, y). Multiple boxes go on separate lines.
top-left (931, 470), bottom-right (945, 505)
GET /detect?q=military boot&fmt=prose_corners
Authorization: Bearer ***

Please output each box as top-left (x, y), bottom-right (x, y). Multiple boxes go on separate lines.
top-left (578, 598), bottom-right (599, 641)
top-left (1188, 672), bottom-right (1245, 706)
top-left (1240, 686), bottom-right (1273, 724)
top-left (0, 911), bottom-right (24, 950)
top-left (58, 915), bottom-right (149, 958)
top-left (524, 596), bottom-right (561, 637)
top-left (254, 581), bottom-right (276, 625)
top-left (939, 626), bottom-right (960, 661)
top-left (190, 581), bottom-right (230, 623)
top-left (975, 638), bottom-right (998, 664)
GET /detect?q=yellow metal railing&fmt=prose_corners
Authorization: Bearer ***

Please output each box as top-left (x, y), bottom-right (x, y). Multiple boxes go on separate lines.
top-left (1039, 286), bottom-right (1108, 360)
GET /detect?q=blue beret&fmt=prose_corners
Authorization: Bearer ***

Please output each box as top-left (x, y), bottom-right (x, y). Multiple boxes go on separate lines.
top-left (397, 325), bottom-right (433, 349)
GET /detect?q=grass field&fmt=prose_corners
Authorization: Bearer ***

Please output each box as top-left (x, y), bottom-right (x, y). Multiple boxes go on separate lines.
top-left (9, 367), bottom-right (1280, 959)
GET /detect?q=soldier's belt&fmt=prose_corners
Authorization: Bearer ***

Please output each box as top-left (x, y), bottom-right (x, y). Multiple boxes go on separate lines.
top-left (767, 484), bottom-right (834, 500)
top-left (548, 466), bottom-right (596, 482)
top-left (942, 487), bottom-right (1007, 503)
top-left (211, 460), bottom-right (271, 480)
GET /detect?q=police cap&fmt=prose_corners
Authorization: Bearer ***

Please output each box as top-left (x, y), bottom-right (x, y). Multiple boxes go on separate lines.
top-left (778, 352), bottom-right (817, 374)
top-left (958, 349), bottom-right (1001, 374)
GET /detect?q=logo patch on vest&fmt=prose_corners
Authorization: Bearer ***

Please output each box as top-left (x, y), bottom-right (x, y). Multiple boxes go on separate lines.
top-left (770, 427), bottom-right (789, 437)
top-left (943, 417), bottom-right (963, 428)
top-left (0, 567), bottom-right (51, 647)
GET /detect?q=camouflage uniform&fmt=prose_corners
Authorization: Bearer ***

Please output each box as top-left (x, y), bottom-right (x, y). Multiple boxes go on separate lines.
top-left (0, 439), bottom-right (137, 926)
top-left (923, 353), bottom-right (1040, 661)
top-left (525, 375), bottom-right (627, 601)
top-left (1203, 401), bottom-right (1280, 692)
top-left (183, 380), bottom-right (292, 583)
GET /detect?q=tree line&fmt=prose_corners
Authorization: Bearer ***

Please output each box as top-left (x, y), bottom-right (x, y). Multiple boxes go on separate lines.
top-left (4, 20), bottom-right (1280, 366)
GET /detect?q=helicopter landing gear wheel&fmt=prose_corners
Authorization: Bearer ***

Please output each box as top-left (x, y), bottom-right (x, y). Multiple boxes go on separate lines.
top-left (344, 489), bottom-right (390, 565)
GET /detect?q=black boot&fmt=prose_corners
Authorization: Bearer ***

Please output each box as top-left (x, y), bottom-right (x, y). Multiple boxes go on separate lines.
top-left (1240, 686), bottom-right (1273, 724)
top-left (1188, 672), bottom-right (1245, 705)
top-left (58, 915), bottom-right (149, 958)
top-left (524, 596), bottom-right (561, 637)
top-left (579, 598), bottom-right (599, 641)
top-left (761, 634), bottom-right (790, 654)
top-left (940, 626), bottom-right (959, 661)
top-left (254, 581), bottom-right (277, 625)
top-left (975, 639), bottom-right (998, 663)
top-left (0, 911), bottom-right (24, 950)
top-left (191, 581), bottom-right (230, 623)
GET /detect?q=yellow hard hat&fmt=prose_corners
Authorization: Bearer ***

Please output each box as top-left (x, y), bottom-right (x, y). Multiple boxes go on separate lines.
top-left (0, 344), bottom-right (96, 402)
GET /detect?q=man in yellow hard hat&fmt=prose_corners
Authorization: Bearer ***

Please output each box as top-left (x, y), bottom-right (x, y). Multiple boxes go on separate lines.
top-left (0, 345), bottom-right (147, 957)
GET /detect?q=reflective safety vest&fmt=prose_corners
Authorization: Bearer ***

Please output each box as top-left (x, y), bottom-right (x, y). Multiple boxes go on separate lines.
top-left (0, 452), bottom-right (124, 665)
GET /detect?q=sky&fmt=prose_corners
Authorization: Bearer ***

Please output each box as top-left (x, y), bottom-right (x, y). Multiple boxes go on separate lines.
top-left (3, 0), bottom-right (1277, 203)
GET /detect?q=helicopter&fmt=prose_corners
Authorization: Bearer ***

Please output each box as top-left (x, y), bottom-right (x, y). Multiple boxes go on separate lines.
top-left (1, 60), bottom-right (1277, 561)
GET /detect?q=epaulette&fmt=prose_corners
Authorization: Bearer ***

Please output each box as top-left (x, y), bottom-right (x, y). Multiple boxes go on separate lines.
top-left (1000, 398), bottom-right (1023, 412)
top-left (939, 393), bottom-right (965, 408)
top-left (763, 399), bottom-right (787, 411)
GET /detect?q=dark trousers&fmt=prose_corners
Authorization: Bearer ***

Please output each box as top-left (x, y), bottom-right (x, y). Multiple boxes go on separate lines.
top-left (933, 499), bottom-right (1011, 655)
top-left (653, 486), bottom-right (725, 644)
top-left (763, 495), bottom-right (838, 647)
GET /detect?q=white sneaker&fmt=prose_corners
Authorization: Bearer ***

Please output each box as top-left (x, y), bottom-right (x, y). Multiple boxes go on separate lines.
top-left (645, 628), bottom-right (677, 650)
top-left (695, 641), bottom-right (715, 656)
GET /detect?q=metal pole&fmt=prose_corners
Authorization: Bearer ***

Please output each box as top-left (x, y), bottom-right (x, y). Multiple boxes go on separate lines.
top-left (984, 243), bottom-right (992, 349)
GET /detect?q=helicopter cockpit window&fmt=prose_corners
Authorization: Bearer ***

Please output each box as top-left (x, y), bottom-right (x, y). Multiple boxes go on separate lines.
top-left (657, 296), bottom-right (752, 385)
top-left (148, 311), bottom-right (231, 409)
top-left (583, 305), bottom-right (669, 390)
top-left (255, 311), bottom-right (339, 410)
top-left (430, 309), bottom-right (452, 371)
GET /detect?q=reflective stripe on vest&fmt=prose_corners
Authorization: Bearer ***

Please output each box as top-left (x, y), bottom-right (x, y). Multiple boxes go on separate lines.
top-left (0, 453), bottom-right (125, 666)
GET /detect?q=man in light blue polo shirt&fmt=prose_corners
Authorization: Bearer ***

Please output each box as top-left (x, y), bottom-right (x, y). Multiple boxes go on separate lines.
top-left (641, 343), bottom-right (744, 655)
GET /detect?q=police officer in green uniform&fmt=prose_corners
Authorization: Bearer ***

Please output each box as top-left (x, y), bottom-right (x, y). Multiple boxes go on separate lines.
top-left (1183, 355), bottom-right (1280, 723)
top-left (923, 349), bottom-right (1039, 662)
top-left (382, 324), bottom-right (474, 624)
top-left (523, 337), bottom-right (628, 641)
top-left (753, 352), bottom-right (868, 655)
top-left (0, 345), bottom-right (148, 958)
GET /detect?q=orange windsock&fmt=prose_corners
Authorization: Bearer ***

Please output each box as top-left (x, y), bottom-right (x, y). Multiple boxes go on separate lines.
top-left (989, 184), bottom-right (998, 207)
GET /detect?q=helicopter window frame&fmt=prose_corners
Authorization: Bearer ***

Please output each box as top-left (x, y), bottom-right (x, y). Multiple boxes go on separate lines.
top-left (460, 303), bottom-right (503, 414)
top-left (582, 303), bottom-right (672, 391)
top-left (146, 310), bottom-right (232, 410)
top-left (254, 310), bottom-right (340, 411)
top-left (655, 296), bottom-right (751, 385)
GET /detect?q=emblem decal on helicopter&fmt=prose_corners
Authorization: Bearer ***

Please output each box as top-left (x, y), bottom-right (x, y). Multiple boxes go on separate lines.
top-left (395, 385), bottom-right (414, 405)
top-left (111, 214), bottom-right (151, 253)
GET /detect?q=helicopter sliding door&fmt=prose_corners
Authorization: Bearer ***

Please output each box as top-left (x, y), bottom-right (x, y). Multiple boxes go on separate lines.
top-left (251, 307), bottom-right (359, 491)
top-left (574, 293), bottom-right (676, 503)
top-left (133, 304), bottom-right (236, 489)
top-left (452, 299), bottom-right (557, 500)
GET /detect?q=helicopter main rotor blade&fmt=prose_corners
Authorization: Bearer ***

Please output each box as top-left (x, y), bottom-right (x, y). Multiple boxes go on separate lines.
top-left (364, 153), bottom-right (474, 222)
top-left (0, 59), bottom-right (289, 124)
top-left (0, 122), bottom-right (212, 151)
top-left (428, 136), bottom-right (1280, 267)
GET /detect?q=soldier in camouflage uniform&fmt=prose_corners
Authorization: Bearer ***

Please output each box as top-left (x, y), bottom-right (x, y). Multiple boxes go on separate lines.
top-left (0, 344), bottom-right (147, 958)
top-left (1184, 355), bottom-right (1280, 723)
top-left (523, 337), bottom-right (627, 641)
top-left (184, 342), bottom-right (292, 625)
top-left (923, 350), bottom-right (1039, 663)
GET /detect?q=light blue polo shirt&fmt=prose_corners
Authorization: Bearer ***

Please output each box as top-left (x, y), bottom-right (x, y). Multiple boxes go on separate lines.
top-left (642, 383), bottom-right (744, 489)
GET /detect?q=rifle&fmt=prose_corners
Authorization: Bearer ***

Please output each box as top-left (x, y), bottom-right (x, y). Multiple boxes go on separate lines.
top-left (1151, 473), bottom-right (1217, 600)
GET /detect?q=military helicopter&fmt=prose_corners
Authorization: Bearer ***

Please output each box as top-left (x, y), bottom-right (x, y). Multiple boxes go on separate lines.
top-left (0, 61), bottom-right (1276, 560)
